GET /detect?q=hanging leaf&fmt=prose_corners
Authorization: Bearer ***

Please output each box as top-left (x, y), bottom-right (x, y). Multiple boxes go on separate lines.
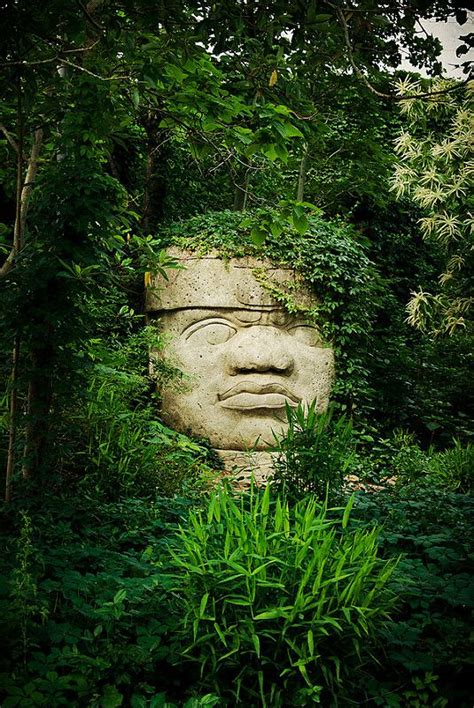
top-left (131, 87), bottom-right (140, 109)
top-left (251, 227), bottom-right (267, 246)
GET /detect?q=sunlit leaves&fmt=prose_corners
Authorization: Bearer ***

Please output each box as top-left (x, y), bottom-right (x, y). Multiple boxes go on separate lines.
top-left (392, 79), bottom-right (473, 335)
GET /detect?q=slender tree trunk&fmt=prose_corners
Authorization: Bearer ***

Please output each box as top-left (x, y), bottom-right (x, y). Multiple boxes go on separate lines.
top-left (18, 129), bottom-right (45, 479)
top-left (296, 143), bottom-right (308, 202)
top-left (232, 163), bottom-right (250, 211)
top-left (22, 0), bottom-right (103, 479)
top-left (142, 118), bottom-right (155, 233)
top-left (4, 72), bottom-right (24, 500)
top-left (5, 335), bottom-right (21, 502)
top-left (22, 346), bottom-right (54, 478)
top-left (141, 120), bottom-right (169, 232)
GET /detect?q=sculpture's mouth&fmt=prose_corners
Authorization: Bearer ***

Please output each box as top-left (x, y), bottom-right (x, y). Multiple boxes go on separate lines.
top-left (218, 381), bottom-right (300, 411)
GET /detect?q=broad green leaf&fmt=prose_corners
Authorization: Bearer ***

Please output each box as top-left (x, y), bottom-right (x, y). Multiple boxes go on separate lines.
top-left (251, 227), bottom-right (267, 246)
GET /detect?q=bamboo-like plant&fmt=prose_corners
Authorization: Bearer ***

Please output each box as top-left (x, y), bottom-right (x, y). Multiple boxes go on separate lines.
top-left (270, 402), bottom-right (355, 503)
top-left (167, 485), bottom-right (398, 705)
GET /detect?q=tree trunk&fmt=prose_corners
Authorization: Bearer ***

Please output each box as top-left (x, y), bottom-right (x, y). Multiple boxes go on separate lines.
top-left (232, 164), bottom-right (250, 211)
top-left (141, 120), bottom-right (169, 232)
top-left (296, 144), bottom-right (308, 202)
top-left (5, 335), bottom-right (21, 502)
top-left (22, 346), bottom-right (54, 478)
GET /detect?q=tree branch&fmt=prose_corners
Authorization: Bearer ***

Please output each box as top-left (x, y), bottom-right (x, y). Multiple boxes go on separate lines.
top-left (79, 0), bottom-right (107, 32)
top-left (0, 127), bottom-right (43, 278)
top-left (0, 123), bottom-right (19, 153)
top-left (60, 57), bottom-right (129, 81)
top-left (332, 4), bottom-right (471, 102)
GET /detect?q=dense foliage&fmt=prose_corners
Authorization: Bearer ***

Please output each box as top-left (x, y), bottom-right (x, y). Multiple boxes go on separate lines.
top-left (1, 0), bottom-right (472, 705)
top-left (1, 476), bottom-right (472, 706)
top-left (166, 486), bottom-right (397, 706)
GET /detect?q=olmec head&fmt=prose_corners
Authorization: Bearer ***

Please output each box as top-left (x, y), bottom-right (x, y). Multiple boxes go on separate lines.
top-left (146, 249), bottom-right (335, 450)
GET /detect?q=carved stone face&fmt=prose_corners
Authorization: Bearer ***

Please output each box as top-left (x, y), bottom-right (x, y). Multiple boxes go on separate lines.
top-left (146, 250), bottom-right (335, 450)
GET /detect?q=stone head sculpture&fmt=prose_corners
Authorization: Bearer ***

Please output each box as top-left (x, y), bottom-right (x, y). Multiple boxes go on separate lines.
top-left (146, 248), bottom-right (335, 455)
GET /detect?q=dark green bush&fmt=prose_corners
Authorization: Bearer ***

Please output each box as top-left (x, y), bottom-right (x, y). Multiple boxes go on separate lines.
top-left (49, 328), bottom-right (216, 500)
top-left (393, 438), bottom-right (473, 494)
top-left (0, 493), bottom-right (204, 707)
top-left (351, 487), bottom-right (474, 706)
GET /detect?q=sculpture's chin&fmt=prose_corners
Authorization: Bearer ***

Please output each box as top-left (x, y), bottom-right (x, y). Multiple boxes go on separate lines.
top-left (207, 422), bottom-right (286, 451)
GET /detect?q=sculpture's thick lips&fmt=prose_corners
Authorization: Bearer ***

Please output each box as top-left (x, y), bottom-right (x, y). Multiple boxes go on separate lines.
top-left (218, 381), bottom-right (299, 410)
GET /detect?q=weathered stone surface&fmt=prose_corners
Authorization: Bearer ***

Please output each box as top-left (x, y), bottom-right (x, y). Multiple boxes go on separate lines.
top-left (147, 250), bottom-right (335, 453)
top-left (145, 248), bottom-right (316, 311)
top-left (217, 450), bottom-right (276, 487)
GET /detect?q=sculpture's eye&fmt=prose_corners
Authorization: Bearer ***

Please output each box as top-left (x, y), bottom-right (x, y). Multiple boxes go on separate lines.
top-left (185, 320), bottom-right (237, 345)
top-left (288, 324), bottom-right (323, 347)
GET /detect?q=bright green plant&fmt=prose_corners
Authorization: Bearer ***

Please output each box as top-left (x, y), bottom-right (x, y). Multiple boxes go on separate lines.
top-left (429, 440), bottom-right (474, 493)
top-left (270, 402), bottom-right (355, 502)
top-left (166, 485), bottom-right (398, 706)
top-left (57, 328), bottom-right (215, 500)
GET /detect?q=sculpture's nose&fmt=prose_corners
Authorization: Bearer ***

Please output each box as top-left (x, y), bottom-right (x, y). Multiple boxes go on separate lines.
top-left (225, 326), bottom-right (294, 375)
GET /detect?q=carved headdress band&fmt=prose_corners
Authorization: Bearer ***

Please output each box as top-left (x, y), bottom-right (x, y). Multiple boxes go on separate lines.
top-left (145, 248), bottom-right (316, 312)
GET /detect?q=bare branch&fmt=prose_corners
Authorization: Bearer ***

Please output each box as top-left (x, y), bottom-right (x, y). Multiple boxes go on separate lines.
top-left (0, 123), bottom-right (19, 153)
top-left (331, 4), bottom-right (471, 102)
top-left (61, 39), bottom-right (101, 53)
top-left (60, 58), bottom-right (129, 81)
top-left (333, 6), bottom-right (398, 99)
top-left (0, 56), bottom-right (59, 68)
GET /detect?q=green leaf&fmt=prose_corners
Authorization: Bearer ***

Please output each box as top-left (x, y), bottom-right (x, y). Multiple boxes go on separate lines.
top-left (275, 122), bottom-right (304, 139)
top-left (200, 593), bottom-right (209, 617)
top-left (263, 144), bottom-right (279, 161)
top-left (307, 629), bottom-right (314, 656)
top-left (101, 685), bottom-right (123, 708)
top-left (251, 227), bottom-right (267, 246)
top-left (314, 13), bottom-right (332, 23)
top-left (113, 589), bottom-right (127, 604)
top-left (252, 633), bottom-right (261, 657)
top-left (291, 211), bottom-right (309, 235)
top-left (131, 87), bottom-right (140, 109)
top-left (342, 495), bottom-right (355, 529)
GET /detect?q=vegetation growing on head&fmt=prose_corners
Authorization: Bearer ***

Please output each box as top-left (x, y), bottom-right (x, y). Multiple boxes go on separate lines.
top-left (156, 208), bottom-right (379, 413)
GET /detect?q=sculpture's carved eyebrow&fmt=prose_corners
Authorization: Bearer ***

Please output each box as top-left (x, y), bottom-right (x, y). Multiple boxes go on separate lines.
top-left (177, 309), bottom-right (235, 334)
top-left (168, 307), bottom-right (303, 334)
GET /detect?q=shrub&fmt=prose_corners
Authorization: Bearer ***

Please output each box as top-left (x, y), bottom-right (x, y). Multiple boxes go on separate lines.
top-left (53, 329), bottom-right (216, 500)
top-left (270, 402), bottom-right (356, 503)
top-left (351, 487), bottom-right (474, 706)
top-left (0, 494), bottom-right (202, 707)
top-left (393, 438), bottom-right (473, 494)
top-left (166, 485), bottom-right (398, 706)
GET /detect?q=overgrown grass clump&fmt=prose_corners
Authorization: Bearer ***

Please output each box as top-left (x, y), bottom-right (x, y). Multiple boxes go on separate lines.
top-left (167, 485), bottom-right (398, 706)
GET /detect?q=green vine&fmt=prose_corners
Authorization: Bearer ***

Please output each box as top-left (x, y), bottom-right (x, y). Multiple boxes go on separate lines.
top-left (155, 208), bottom-right (380, 414)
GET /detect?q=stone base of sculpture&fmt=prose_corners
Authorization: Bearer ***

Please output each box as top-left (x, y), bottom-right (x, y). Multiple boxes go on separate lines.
top-left (216, 449), bottom-right (276, 487)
